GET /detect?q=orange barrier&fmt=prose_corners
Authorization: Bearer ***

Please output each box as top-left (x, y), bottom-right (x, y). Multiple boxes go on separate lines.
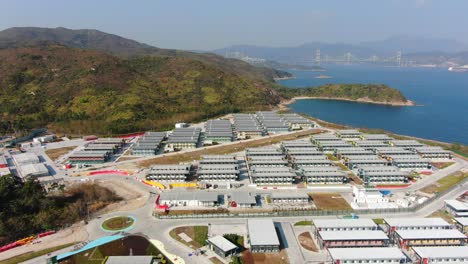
top-left (142, 180), bottom-right (165, 190)
top-left (89, 170), bottom-right (129, 176)
top-left (168, 182), bottom-right (198, 189)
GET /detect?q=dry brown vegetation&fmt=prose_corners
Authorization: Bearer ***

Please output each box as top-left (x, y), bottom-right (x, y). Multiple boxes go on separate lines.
top-left (44, 146), bottom-right (76, 161)
top-left (310, 192), bottom-right (352, 210)
top-left (242, 249), bottom-right (289, 264)
top-left (420, 171), bottom-right (468, 194)
top-left (139, 129), bottom-right (323, 167)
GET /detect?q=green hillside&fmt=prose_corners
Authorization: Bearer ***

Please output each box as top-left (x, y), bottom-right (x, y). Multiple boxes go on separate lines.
top-left (0, 45), bottom-right (283, 135)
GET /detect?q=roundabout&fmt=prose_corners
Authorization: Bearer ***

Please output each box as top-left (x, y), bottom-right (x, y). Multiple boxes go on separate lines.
top-left (101, 216), bottom-right (136, 232)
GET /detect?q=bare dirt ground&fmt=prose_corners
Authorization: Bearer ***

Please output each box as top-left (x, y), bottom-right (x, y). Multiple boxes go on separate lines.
top-left (310, 193), bottom-right (352, 210)
top-left (94, 179), bottom-right (149, 213)
top-left (242, 249), bottom-right (289, 264)
top-left (298, 232), bottom-right (318, 252)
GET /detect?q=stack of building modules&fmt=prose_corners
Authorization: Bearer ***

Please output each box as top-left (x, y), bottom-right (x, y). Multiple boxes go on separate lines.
top-left (232, 114), bottom-right (264, 139)
top-left (412, 146), bottom-right (453, 159)
top-left (281, 139), bottom-right (316, 149)
top-left (250, 166), bottom-right (296, 185)
top-left (317, 140), bottom-right (354, 152)
top-left (269, 192), bottom-right (310, 204)
top-left (334, 147), bottom-right (374, 159)
top-left (256, 111), bottom-right (290, 134)
top-left (375, 147), bottom-right (414, 159)
top-left (300, 166), bottom-right (348, 184)
top-left (311, 134), bottom-right (342, 144)
top-left (91, 138), bottom-right (126, 148)
top-left (357, 165), bottom-right (409, 184)
top-left (199, 155), bottom-right (238, 165)
top-left (281, 113), bottom-right (316, 130)
top-left (345, 155), bottom-right (388, 169)
top-left (204, 119), bottom-right (234, 144)
top-left (166, 127), bottom-right (201, 150)
top-left (383, 217), bottom-right (453, 236)
top-left (336, 129), bottom-right (362, 139)
top-left (132, 132), bottom-right (166, 156)
top-left (360, 134), bottom-right (394, 141)
top-left (197, 163), bottom-right (239, 182)
top-left (292, 155), bottom-right (333, 168)
top-left (355, 140), bottom-right (389, 150)
top-left (390, 155), bottom-right (431, 169)
top-left (69, 151), bottom-right (111, 165)
top-left (389, 140), bottom-right (425, 149)
top-left (393, 229), bottom-right (467, 248)
top-left (146, 164), bottom-right (191, 182)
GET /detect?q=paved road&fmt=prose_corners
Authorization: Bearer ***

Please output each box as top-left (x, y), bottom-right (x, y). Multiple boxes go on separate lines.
top-left (278, 222), bottom-right (304, 264)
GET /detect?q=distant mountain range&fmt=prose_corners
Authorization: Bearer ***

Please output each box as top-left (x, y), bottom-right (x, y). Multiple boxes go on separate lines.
top-left (212, 36), bottom-right (468, 66)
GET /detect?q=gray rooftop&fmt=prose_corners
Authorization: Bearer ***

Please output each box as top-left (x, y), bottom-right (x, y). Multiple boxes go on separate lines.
top-left (384, 217), bottom-right (451, 227)
top-left (247, 219), bottom-right (280, 246)
top-left (454, 217), bottom-right (468, 226)
top-left (328, 247), bottom-right (405, 261)
top-left (270, 192), bottom-right (309, 199)
top-left (412, 246), bottom-right (468, 259)
top-left (445, 200), bottom-right (468, 211)
top-left (313, 219), bottom-right (377, 229)
top-left (159, 192), bottom-right (219, 202)
top-left (207, 235), bottom-right (238, 252)
top-left (319, 230), bottom-right (389, 241)
top-left (230, 192), bottom-right (256, 204)
top-left (395, 229), bottom-right (466, 239)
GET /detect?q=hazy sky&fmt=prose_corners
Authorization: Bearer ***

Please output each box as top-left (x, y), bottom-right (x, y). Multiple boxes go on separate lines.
top-left (1, 0), bottom-right (467, 50)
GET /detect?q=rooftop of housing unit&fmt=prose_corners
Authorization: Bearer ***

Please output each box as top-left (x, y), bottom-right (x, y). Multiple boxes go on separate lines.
top-left (384, 217), bottom-right (451, 227)
top-left (412, 246), bottom-right (468, 259)
top-left (206, 236), bottom-right (238, 252)
top-left (328, 247), bottom-right (405, 260)
top-left (159, 191), bottom-right (219, 202)
top-left (319, 230), bottom-right (388, 240)
top-left (313, 219), bottom-right (377, 228)
top-left (247, 219), bottom-right (280, 246)
top-left (395, 229), bottom-right (466, 239)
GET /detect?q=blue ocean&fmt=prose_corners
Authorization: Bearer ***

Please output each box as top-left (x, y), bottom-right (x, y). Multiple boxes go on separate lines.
top-left (278, 65), bottom-right (468, 144)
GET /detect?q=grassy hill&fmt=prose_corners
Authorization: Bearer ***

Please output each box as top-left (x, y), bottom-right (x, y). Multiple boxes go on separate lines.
top-left (0, 45), bottom-right (283, 135)
top-left (275, 83), bottom-right (411, 105)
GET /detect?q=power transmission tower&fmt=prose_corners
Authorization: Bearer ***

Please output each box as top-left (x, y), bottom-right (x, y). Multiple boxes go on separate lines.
top-left (346, 52), bottom-right (352, 64)
top-left (397, 51), bottom-right (402, 67)
top-left (315, 49), bottom-right (321, 65)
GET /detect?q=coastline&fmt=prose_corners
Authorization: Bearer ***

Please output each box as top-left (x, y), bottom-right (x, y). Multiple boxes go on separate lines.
top-left (278, 96), bottom-right (417, 110)
top-left (273, 76), bottom-right (296, 81)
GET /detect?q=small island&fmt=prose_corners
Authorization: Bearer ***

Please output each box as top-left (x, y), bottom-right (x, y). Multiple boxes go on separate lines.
top-left (276, 83), bottom-right (416, 107)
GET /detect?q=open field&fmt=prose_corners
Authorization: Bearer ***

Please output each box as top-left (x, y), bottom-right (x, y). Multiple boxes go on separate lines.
top-left (45, 146), bottom-right (76, 161)
top-left (298, 232), bottom-right (318, 252)
top-left (431, 162), bottom-right (455, 169)
top-left (420, 171), bottom-right (468, 194)
top-left (310, 192), bottom-right (352, 210)
top-left (139, 129), bottom-right (323, 167)
top-left (242, 249), bottom-right (289, 264)
top-left (169, 226), bottom-right (208, 249)
top-left (0, 243), bottom-right (74, 264)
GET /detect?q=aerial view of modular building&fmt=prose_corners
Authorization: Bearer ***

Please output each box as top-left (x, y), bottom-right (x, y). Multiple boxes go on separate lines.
top-left (232, 114), bottom-right (264, 139)
top-left (146, 164), bottom-right (191, 182)
top-left (204, 119), bottom-right (234, 144)
top-left (328, 247), bottom-right (407, 264)
top-left (166, 127), bottom-right (201, 150)
top-left (247, 219), bottom-right (280, 253)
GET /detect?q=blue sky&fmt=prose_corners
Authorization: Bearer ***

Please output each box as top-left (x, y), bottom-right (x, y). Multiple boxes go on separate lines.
top-left (1, 0), bottom-right (467, 50)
